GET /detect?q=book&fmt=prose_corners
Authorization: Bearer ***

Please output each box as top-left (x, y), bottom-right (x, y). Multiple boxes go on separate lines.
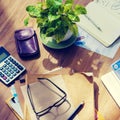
top-left (101, 59), bottom-right (120, 108)
top-left (101, 71), bottom-right (120, 108)
top-left (6, 85), bottom-right (24, 120)
top-left (21, 73), bottom-right (95, 120)
top-left (6, 97), bottom-right (24, 120)
top-left (77, 1), bottom-right (120, 47)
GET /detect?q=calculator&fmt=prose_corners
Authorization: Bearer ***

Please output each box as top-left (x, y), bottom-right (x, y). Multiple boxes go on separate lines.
top-left (0, 47), bottom-right (26, 85)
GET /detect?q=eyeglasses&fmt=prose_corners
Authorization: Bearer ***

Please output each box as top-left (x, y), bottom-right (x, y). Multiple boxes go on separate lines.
top-left (27, 77), bottom-right (67, 120)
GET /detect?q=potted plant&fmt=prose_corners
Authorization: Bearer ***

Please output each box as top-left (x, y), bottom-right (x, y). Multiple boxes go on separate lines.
top-left (24, 0), bottom-right (87, 49)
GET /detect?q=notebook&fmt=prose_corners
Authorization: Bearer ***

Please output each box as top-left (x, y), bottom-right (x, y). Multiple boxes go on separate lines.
top-left (77, 1), bottom-right (120, 47)
top-left (6, 97), bottom-right (23, 120)
top-left (6, 85), bottom-right (24, 120)
top-left (101, 71), bottom-right (120, 107)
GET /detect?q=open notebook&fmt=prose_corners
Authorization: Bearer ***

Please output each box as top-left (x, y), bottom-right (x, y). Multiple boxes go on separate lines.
top-left (21, 73), bottom-right (95, 120)
top-left (77, 1), bottom-right (120, 47)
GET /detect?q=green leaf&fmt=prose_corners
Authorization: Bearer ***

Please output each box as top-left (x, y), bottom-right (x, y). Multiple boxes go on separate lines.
top-left (46, 0), bottom-right (54, 7)
top-left (63, 3), bottom-right (72, 13)
top-left (26, 5), bottom-right (41, 17)
top-left (36, 2), bottom-right (42, 9)
top-left (26, 5), bottom-right (35, 12)
top-left (46, 27), bottom-right (55, 36)
top-left (37, 17), bottom-right (47, 27)
top-left (69, 23), bottom-right (78, 36)
top-left (49, 6), bottom-right (58, 15)
top-left (54, 0), bottom-right (62, 6)
top-left (65, 0), bottom-right (73, 4)
top-left (60, 16), bottom-right (70, 28)
top-left (68, 13), bottom-right (80, 22)
top-left (46, 0), bottom-right (62, 8)
top-left (48, 14), bottom-right (60, 22)
top-left (24, 17), bottom-right (29, 26)
top-left (74, 5), bottom-right (87, 15)
top-left (54, 33), bottom-right (65, 43)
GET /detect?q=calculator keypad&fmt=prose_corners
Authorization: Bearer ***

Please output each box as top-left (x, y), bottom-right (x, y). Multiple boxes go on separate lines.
top-left (0, 56), bottom-right (25, 85)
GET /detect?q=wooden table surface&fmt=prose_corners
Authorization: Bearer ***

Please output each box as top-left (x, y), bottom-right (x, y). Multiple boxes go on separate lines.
top-left (0, 0), bottom-right (120, 120)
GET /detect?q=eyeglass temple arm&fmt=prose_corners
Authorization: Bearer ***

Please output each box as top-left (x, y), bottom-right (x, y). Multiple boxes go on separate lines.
top-left (37, 78), bottom-right (67, 98)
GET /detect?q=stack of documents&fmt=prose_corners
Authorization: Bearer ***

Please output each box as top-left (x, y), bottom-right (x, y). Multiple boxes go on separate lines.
top-left (75, 26), bottom-right (120, 58)
top-left (21, 75), bottom-right (79, 120)
top-left (21, 73), bottom-right (95, 120)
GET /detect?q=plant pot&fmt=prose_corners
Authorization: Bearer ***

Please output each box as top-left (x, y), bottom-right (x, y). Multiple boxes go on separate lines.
top-left (40, 31), bottom-right (76, 49)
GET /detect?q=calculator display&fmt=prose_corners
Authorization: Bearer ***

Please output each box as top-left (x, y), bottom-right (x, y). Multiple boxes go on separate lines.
top-left (0, 53), bottom-right (8, 62)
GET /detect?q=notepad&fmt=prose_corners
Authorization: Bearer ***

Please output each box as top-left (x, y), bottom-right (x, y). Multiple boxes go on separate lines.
top-left (77, 1), bottom-right (120, 47)
top-left (6, 85), bottom-right (24, 120)
top-left (6, 97), bottom-right (24, 120)
top-left (101, 71), bottom-right (120, 108)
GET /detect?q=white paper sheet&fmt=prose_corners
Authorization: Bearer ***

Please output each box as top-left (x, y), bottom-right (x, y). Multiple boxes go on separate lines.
top-left (101, 71), bottom-right (120, 108)
top-left (74, 27), bottom-right (120, 58)
top-left (21, 75), bottom-right (79, 120)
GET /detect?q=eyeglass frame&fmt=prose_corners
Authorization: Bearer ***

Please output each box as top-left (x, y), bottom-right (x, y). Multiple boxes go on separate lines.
top-left (27, 77), bottom-right (67, 119)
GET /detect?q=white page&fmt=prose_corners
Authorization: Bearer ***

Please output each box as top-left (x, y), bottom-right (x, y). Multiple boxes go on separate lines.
top-left (78, 1), bottom-right (120, 47)
top-left (94, 0), bottom-right (120, 19)
top-left (10, 85), bottom-right (24, 119)
top-left (21, 75), bottom-right (79, 120)
top-left (101, 71), bottom-right (120, 108)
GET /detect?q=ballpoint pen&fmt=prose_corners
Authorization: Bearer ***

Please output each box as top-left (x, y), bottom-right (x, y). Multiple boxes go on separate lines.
top-left (84, 14), bottom-right (102, 32)
top-left (68, 101), bottom-right (84, 120)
